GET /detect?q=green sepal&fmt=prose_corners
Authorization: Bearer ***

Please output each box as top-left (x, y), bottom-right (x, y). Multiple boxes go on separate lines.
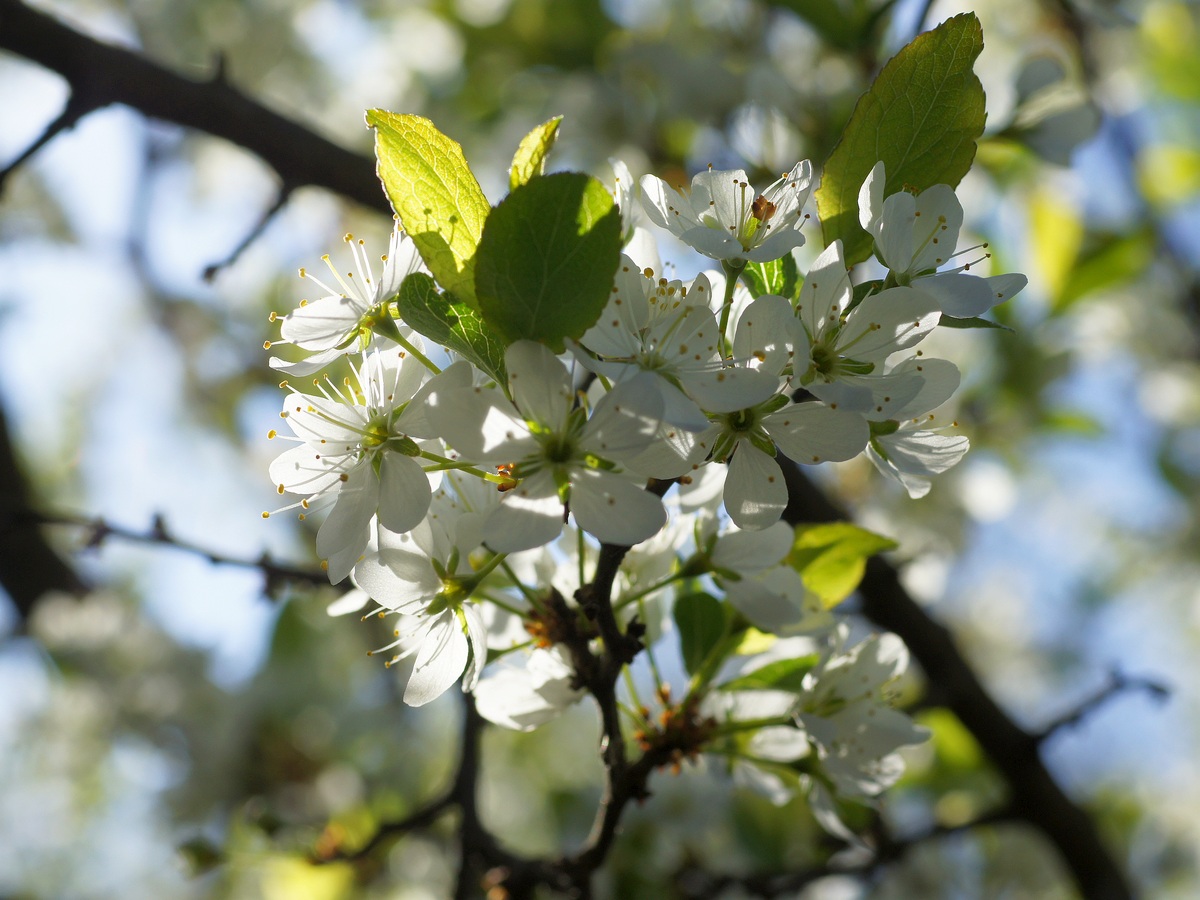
top-left (367, 110), bottom-right (491, 309)
top-left (396, 272), bottom-right (508, 383)
top-left (510, 116), bottom-right (563, 190)
top-left (475, 172), bottom-right (622, 352)
top-left (816, 13), bottom-right (987, 265)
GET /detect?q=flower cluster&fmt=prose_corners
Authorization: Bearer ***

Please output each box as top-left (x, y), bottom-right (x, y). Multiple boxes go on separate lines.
top-left (264, 156), bottom-right (1024, 841)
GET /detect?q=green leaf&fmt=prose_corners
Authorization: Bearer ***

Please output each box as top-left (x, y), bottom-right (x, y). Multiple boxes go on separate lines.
top-left (674, 592), bottom-right (728, 676)
top-left (510, 116), bottom-right (563, 190)
top-left (742, 254), bottom-right (800, 300)
top-left (475, 172), bottom-right (622, 352)
top-left (787, 523), bottom-right (897, 609)
top-left (719, 654), bottom-right (819, 693)
top-left (816, 13), bottom-right (986, 265)
top-left (367, 110), bottom-right (491, 309)
top-left (396, 273), bottom-right (507, 384)
top-left (1055, 228), bottom-right (1155, 312)
top-left (939, 315), bottom-right (1015, 332)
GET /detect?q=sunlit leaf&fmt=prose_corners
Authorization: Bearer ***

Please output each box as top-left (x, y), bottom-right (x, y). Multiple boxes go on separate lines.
top-left (368, 110), bottom-right (491, 308)
top-left (817, 13), bottom-right (986, 264)
top-left (787, 523), bottom-right (896, 609)
top-left (510, 116), bottom-right (563, 189)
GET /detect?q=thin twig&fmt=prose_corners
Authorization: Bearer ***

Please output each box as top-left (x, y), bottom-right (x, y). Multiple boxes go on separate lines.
top-left (1035, 668), bottom-right (1170, 745)
top-left (203, 185), bottom-right (295, 282)
top-left (20, 509), bottom-right (328, 591)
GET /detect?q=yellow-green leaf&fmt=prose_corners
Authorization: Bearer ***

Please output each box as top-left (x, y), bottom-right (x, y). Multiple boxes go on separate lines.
top-left (787, 523), bottom-right (897, 609)
top-left (510, 116), bottom-right (563, 190)
top-left (367, 110), bottom-right (491, 309)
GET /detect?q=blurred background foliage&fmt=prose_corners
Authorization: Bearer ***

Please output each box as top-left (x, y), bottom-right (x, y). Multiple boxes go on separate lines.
top-left (1, 0), bottom-right (1198, 896)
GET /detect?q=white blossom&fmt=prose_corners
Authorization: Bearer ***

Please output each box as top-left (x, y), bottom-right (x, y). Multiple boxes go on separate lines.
top-left (428, 340), bottom-right (667, 552)
top-left (268, 225), bottom-right (425, 376)
top-left (266, 350), bottom-right (464, 581)
top-left (640, 161), bottom-right (812, 264)
top-left (858, 162), bottom-right (1027, 317)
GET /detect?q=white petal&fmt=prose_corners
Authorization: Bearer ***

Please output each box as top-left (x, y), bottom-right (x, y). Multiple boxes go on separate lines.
top-left (483, 470), bottom-right (564, 553)
top-left (711, 521), bottom-right (793, 572)
top-left (638, 175), bottom-right (702, 238)
top-left (622, 421), bottom-right (710, 479)
top-left (910, 184), bottom-right (964, 273)
top-left (878, 430), bottom-right (969, 476)
top-left (282, 392), bottom-right (364, 446)
top-left (796, 240), bottom-right (851, 342)
top-left (428, 386), bottom-right (537, 463)
top-left (808, 371), bottom-right (926, 421)
top-left (766, 404), bottom-right (869, 464)
top-left (886, 357), bottom-right (960, 419)
top-left (394, 360), bottom-right (474, 438)
top-left (724, 443), bottom-right (787, 530)
top-left (874, 190), bottom-right (915, 272)
top-left (269, 346), bottom-right (346, 377)
top-left (583, 374), bottom-right (663, 460)
top-left (404, 611), bottom-right (469, 706)
top-left (725, 572), bottom-right (805, 632)
top-left (279, 293), bottom-right (364, 349)
top-left (269, 443), bottom-right (342, 496)
top-left (505, 340), bottom-right (573, 428)
top-left (354, 546), bottom-right (439, 612)
top-left (377, 453), bottom-right (433, 534)
top-left (651, 379), bottom-right (711, 432)
top-left (733, 294), bottom-right (800, 375)
top-left (858, 161), bottom-right (886, 232)
top-left (327, 588), bottom-right (370, 617)
top-left (570, 469), bottom-right (666, 546)
top-left (460, 604), bottom-right (489, 693)
top-left (838, 287), bottom-right (940, 359)
top-left (919, 271), bottom-right (1027, 318)
top-left (376, 227), bottom-right (425, 300)
top-left (316, 466), bottom-right (377, 581)
top-left (683, 367), bottom-right (780, 414)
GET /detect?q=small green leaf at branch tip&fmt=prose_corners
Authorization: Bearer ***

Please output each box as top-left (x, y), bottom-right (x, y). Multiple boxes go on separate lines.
top-left (816, 12), bottom-right (986, 264)
top-left (939, 315), bottom-right (1014, 332)
top-left (674, 592), bottom-right (728, 677)
top-left (397, 273), bottom-right (507, 383)
top-left (788, 523), bottom-right (897, 609)
top-left (475, 172), bottom-right (623, 352)
top-left (367, 110), bottom-right (491, 309)
top-left (509, 116), bottom-right (563, 190)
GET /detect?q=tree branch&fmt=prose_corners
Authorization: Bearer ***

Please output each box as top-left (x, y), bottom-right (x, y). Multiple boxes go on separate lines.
top-left (0, 5), bottom-right (1139, 895)
top-left (778, 457), bottom-right (1133, 900)
top-left (24, 509), bottom-right (328, 593)
top-left (1034, 668), bottom-right (1170, 746)
top-left (0, 0), bottom-right (389, 215)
